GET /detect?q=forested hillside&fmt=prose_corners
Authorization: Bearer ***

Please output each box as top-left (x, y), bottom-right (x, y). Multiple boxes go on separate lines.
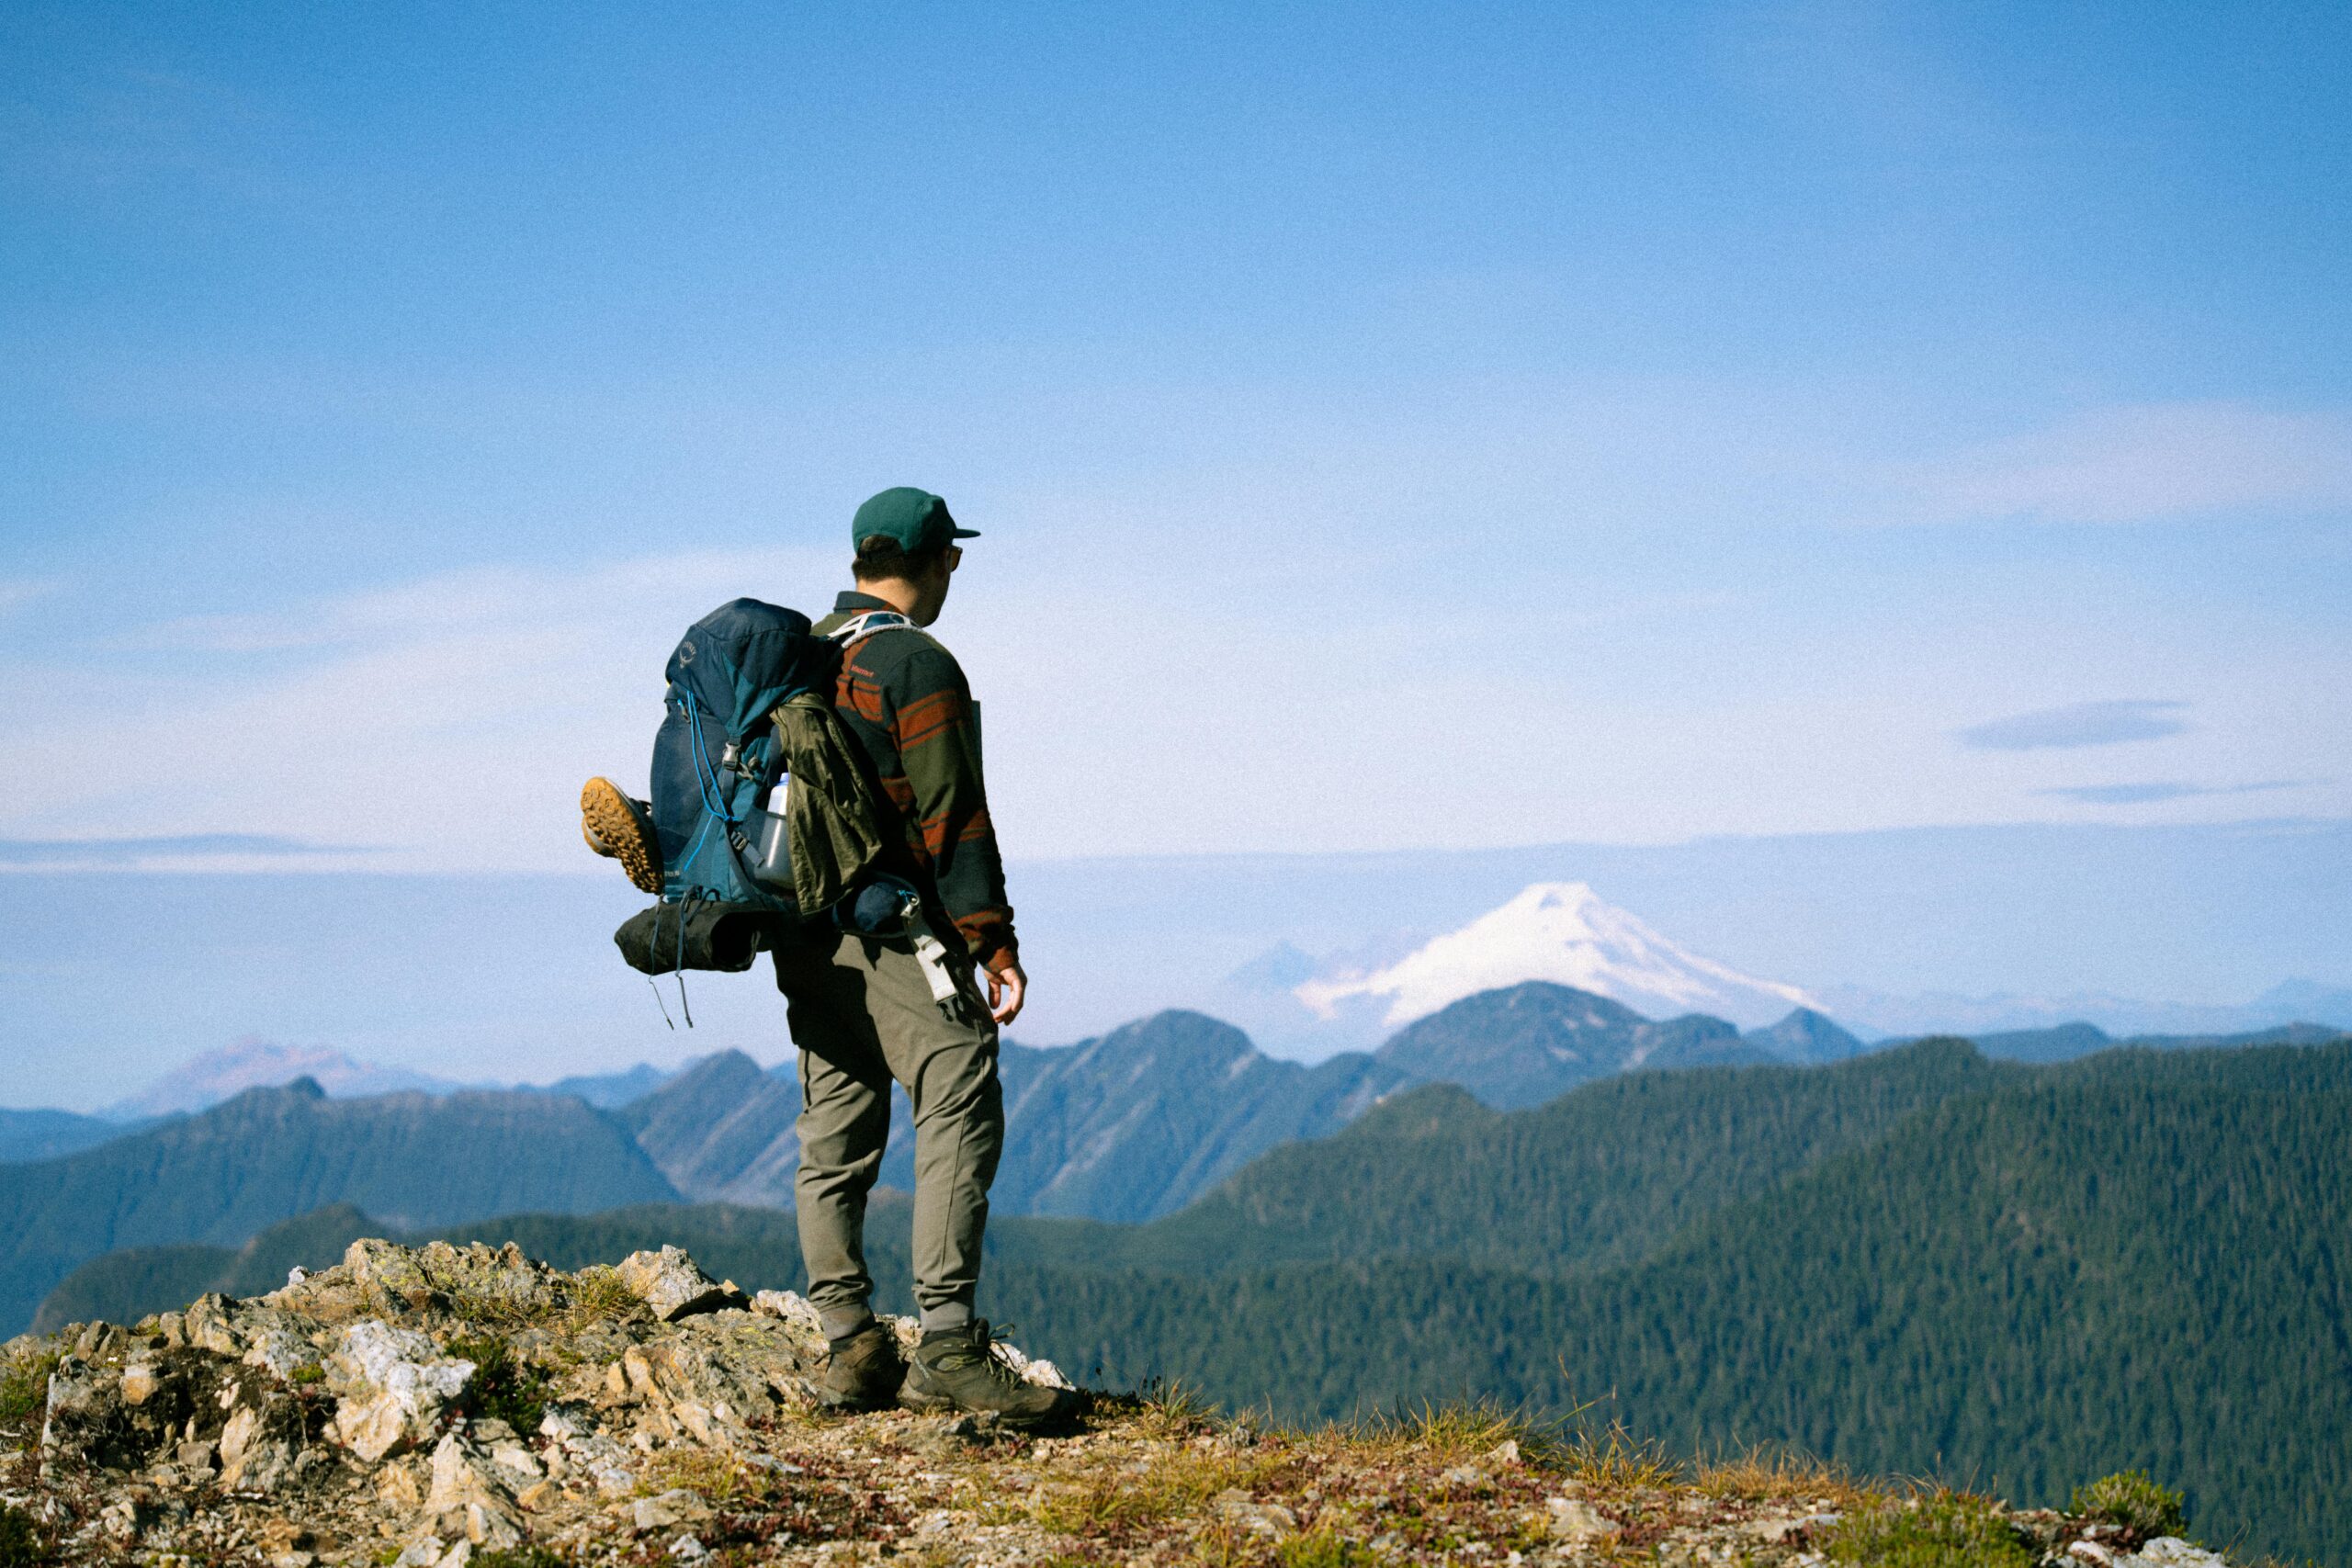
top-left (1001, 1037), bottom-right (2018, 1277)
top-left (0, 1078), bottom-right (678, 1335)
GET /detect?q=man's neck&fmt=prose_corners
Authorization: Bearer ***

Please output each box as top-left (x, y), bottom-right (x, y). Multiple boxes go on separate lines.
top-left (851, 577), bottom-right (922, 617)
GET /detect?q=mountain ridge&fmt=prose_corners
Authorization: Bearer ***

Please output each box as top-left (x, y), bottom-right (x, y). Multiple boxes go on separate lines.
top-left (0, 1077), bottom-right (679, 1335)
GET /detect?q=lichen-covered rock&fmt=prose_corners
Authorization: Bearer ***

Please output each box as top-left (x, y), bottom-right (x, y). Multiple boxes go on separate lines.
top-left (615, 1245), bottom-right (741, 1321)
top-left (327, 1321), bottom-right (474, 1462)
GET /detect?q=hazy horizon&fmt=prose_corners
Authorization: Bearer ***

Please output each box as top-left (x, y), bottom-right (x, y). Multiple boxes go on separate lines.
top-left (6, 817), bottom-right (2346, 1111)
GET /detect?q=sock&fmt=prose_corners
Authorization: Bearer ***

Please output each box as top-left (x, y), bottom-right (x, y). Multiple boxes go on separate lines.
top-left (820, 1307), bottom-right (876, 1345)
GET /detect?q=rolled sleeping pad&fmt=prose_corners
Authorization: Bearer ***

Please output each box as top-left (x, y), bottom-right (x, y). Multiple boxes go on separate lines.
top-left (615, 898), bottom-right (791, 974)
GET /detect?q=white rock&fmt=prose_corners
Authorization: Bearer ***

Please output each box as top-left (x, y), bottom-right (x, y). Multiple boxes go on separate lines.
top-left (241, 1324), bottom-right (311, 1380)
top-left (329, 1322), bottom-right (475, 1463)
top-left (488, 1440), bottom-right (544, 1479)
top-left (555, 1427), bottom-right (639, 1497)
top-left (981, 1335), bottom-right (1074, 1390)
top-left (1209, 1488), bottom-right (1296, 1536)
top-left (2127, 1542), bottom-right (2229, 1568)
top-left (635, 1488), bottom-right (715, 1533)
top-left (751, 1290), bottom-right (824, 1331)
top-left (616, 1247), bottom-right (735, 1322)
top-left (1546, 1497), bottom-right (1620, 1542)
top-left (119, 1364), bottom-right (161, 1405)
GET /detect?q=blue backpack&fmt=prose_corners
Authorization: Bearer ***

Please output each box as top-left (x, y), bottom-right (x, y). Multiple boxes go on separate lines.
top-left (647, 597), bottom-right (833, 907)
top-left (615, 598), bottom-right (918, 984)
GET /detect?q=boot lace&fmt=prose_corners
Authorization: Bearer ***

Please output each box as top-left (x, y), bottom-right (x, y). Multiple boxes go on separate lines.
top-left (933, 1319), bottom-right (1023, 1386)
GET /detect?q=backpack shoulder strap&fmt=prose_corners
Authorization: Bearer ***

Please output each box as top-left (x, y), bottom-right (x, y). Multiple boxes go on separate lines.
top-left (827, 609), bottom-right (935, 652)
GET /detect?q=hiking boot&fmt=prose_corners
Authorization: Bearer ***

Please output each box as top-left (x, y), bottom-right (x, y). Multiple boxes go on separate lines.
top-left (581, 776), bottom-right (662, 894)
top-left (899, 1321), bottom-right (1079, 1427)
top-left (812, 1321), bottom-right (906, 1413)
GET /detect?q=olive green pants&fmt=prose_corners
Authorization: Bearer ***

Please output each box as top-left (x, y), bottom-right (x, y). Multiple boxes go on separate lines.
top-left (774, 931), bottom-right (1002, 1337)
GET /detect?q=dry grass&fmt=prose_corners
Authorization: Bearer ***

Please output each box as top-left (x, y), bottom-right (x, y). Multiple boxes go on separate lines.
top-left (1344, 1396), bottom-right (1562, 1468)
top-left (1023, 1443), bottom-right (1293, 1537)
top-left (636, 1446), bottom-right (780, 1505)
top-left (447, 1285), bottom-right (550, 1333)
top-left (1555, 1420), bottom-right (1684, 1491)
top-left (1693, 1440), bottom-right (1870, 1508)
top-left (1272, 1527), bottom-right (1376, 1567)
top-left (1133, 1377), bottom-right (1219, 1435)
top-left (564, 1266), bottom-right (639, 1329)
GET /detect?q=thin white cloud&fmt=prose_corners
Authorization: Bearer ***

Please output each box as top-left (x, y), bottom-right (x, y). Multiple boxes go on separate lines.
top-left (0, 549), bottom-right (837, 873)
top-left (1956, 699), bottom-right (2188, 751)
top-left (1894, 402), bottom-right (2352, 526)
top-left (2034, 780), bottom-right (2308, 807)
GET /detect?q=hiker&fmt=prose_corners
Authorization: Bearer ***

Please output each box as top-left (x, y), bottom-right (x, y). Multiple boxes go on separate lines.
top-left (781, 486), bottom-right (1065, 1422)
top-left (582, 486), bottom-right (1068, 1424)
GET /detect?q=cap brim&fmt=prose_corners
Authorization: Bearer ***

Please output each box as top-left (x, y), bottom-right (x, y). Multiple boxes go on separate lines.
top-left (950, 526), bottom-right (981, 538)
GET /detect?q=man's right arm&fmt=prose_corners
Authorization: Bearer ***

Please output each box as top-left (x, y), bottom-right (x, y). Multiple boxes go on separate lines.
top-left (886, 641), bottom-right (1020, 976)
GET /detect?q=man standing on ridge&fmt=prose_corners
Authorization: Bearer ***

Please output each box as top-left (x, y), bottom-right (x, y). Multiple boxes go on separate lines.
top-left (784, 486), bottom-right (1069, 1425)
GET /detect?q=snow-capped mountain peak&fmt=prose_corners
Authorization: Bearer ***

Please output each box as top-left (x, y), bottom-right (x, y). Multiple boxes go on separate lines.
top-left (1294, 881), bottom-right (1822, 1032)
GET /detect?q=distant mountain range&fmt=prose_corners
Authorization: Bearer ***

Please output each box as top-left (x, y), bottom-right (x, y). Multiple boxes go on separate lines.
top-left (0, 976), bottom-right (1861, 1335)
top-left (6, 957), bottom-right (2340, 1341)
top-left (71, 1038), bottom-right (677, 1123)
top-left (619, 1012), bottom-right (1416, 1221)
top-left (0, 1107), bottom-right (132, 1164)
top-left (35, 881), bottom-right (2352, 1134)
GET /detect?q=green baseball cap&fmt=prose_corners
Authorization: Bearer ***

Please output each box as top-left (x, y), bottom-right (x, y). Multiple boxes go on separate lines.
top-left (851, 487), bottom-right (979, 554)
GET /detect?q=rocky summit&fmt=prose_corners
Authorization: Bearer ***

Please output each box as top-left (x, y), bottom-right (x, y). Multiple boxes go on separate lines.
top-left (0, 1237), bottom-right (2243, 1568)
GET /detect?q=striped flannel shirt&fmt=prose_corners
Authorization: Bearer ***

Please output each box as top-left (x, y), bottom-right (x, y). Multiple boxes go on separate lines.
top-left (813, 592), bottom-right (1018, 973)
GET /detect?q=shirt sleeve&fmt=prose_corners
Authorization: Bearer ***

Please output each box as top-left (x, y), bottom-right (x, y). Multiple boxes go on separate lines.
top-left (888, 642), bottom-right (1019, 971)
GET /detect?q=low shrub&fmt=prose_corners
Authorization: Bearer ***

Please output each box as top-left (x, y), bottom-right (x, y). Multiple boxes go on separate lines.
top-left (469, 1550), bottom-right (571, 1568)
top-left (0, 1351), bottom-right (59, 1425)
top-left (1822, 1491), bottom-right (2034, 1568)
top-left (2072, 1471), bottom-right (2187, 1541)
top-left (0, 1504), bottom-right (43, 1568)
top-left (1277, 1529), bottom-right (1373, 1567)
top-left (447, 1337), bottom-right (550, 1435)
top-left (566, 1266), bottom-right (638, 1328)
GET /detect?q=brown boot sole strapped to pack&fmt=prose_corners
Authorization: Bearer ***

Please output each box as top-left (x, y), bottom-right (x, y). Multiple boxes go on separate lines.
top-left (581, 776), bottom-right (664, 894)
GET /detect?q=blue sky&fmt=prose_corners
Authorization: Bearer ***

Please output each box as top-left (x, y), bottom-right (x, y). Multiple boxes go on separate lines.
top-left (2, 6), bottom-right (2347, 998)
